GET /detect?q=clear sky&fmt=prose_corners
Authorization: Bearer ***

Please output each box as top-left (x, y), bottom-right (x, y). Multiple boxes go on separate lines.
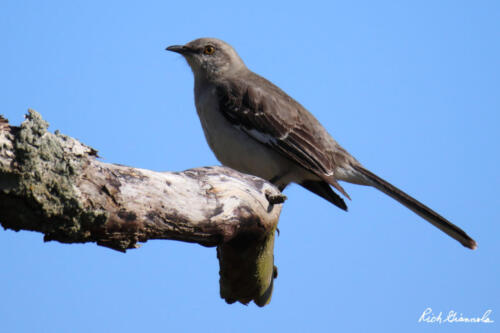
top-left (1, 1), bottom-right (499, 332)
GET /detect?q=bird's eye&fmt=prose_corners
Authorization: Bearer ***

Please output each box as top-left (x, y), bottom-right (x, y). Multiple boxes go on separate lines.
top-left (203, 45), bottom-right (215, 55)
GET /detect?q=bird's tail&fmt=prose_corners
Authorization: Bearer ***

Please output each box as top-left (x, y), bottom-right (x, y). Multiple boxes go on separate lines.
top-left (352, 165), bottom-right (477, 250)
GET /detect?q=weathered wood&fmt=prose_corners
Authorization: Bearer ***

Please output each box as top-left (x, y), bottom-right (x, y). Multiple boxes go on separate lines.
top-left (0, 110), bottom-right (285, 306)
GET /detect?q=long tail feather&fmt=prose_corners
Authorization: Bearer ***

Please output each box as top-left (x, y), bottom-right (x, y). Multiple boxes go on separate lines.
top-left (352, 165), bottom-right (477, 250)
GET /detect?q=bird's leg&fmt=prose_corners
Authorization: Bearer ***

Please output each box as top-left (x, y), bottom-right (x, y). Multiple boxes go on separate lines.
top-left (269, 174), bottom-right (288, 192)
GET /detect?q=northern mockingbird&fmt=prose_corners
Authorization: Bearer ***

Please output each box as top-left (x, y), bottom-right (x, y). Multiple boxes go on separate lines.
top-left (166, 38), bottom-right (476, 250)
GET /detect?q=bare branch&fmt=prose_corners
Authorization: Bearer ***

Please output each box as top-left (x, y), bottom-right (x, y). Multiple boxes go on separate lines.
top-left (0, 110), bottom-right (285, 306)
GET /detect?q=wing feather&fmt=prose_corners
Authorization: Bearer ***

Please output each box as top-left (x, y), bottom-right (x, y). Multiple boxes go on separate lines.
top-left (216, 73), bottom-right (347, 195)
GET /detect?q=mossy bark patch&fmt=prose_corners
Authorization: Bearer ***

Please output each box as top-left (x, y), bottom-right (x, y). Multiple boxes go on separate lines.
top-left (0, 110), bottom-right (107, 240)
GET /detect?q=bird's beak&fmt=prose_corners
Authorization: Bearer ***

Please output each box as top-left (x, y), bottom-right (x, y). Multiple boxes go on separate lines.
top-left (166, 45), bottom-right (195, 55)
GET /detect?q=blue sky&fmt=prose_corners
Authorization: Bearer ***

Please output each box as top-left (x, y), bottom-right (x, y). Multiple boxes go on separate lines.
top-left (1, 1), bottom-right (499, 332)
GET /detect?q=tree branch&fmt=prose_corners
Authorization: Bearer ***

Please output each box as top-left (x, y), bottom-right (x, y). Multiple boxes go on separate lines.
top-left (0, 110), bottom-right (285, 306)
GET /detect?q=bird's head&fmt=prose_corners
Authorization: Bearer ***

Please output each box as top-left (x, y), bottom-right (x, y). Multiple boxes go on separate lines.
top-left (166, 38), bottom-right (246, 80)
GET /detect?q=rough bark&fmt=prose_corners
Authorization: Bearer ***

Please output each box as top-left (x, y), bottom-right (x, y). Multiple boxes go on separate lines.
top-left (0, 110), bottom-right (286, 307)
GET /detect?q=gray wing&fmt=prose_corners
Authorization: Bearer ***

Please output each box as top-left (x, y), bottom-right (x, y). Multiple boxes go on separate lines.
top-left (215, 72), bottom-right (351, 199)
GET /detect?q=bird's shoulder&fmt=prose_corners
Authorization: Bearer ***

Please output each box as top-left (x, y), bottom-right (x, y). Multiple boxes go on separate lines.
top-left (214, 71), bottom-right (315, 134)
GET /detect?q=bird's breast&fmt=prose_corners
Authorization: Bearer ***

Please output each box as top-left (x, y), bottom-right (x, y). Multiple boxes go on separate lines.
top-left (193, 86), bottom-right (294, 182)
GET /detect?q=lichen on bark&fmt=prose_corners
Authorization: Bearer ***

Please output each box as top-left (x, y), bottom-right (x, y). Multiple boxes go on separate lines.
top-left (1, 110), bottom-right (107, 241)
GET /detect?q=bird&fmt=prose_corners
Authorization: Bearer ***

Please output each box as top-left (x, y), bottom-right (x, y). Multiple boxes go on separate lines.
top-left (166, 37), bottom-right (476, 250)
